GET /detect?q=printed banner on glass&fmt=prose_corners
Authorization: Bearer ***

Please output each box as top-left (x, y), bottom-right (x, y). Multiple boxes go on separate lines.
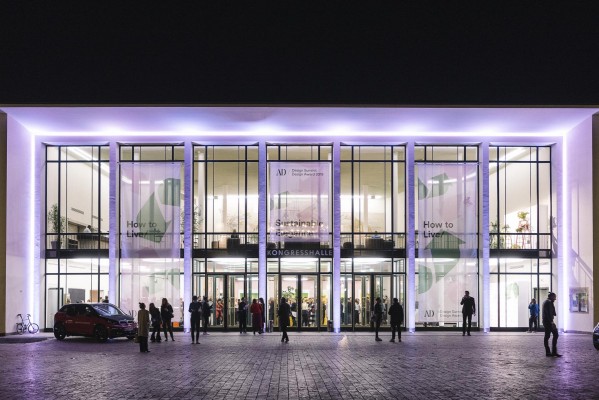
top-left (416, 163), bottom-right (478, 324)
top-left (269, 162), bottom-right (330, 243)
top-left (120, 163), bottom-right (181, 258)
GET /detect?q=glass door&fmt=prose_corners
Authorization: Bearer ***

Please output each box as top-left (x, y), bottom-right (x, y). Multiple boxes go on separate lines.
top-left (207, 275), bottom-right (224, 327)
top-left (299, 275), bottom-right (318, 329)
top-left (354, 275), bottom-right (371, 327)
top-left (374, 275), bottom-right (391, 328)
top-left (281, 275), bottom-right (299, 328)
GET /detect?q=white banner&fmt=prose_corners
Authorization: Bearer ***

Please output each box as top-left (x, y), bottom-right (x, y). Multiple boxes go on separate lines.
top-left (120, 163), bottom-right (181, 258)
top-left (269, 162), bottom-right (330, 243)
top-left (416, 163), bottom-right (478, 324)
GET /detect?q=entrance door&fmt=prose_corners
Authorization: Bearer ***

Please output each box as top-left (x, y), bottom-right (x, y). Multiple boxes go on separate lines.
top-left (280, 274), bottom-right (319, 330)
top-left (353, 274), bottom-right (391, 329)
top-left (206, 274), bottom-right (245, 329)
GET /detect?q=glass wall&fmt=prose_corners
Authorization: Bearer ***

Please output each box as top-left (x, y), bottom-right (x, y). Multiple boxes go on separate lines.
top-left (489, 146), bottom-right (553, 328)
top-left (119, 145), bottom-right (184, 321)
top-left (414, 145), bottom-right (479, 328)
top-left (44, 146), bottom-right (110, 328)
top-left (192, 146), bottom-right (259, 329)
top-left (340, 146), bottom-right (406, 329)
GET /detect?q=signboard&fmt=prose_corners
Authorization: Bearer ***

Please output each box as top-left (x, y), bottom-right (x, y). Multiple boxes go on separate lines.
top-left (120, 162), bottom-right (181, 258)
top-left (416, 163), bottom-right (478, 324)
top-left (269, 162), bottom-right (330, 244)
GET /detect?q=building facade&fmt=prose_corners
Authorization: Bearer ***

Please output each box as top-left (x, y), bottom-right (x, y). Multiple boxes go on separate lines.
top-left (0, 107), bottom-right (597, 334)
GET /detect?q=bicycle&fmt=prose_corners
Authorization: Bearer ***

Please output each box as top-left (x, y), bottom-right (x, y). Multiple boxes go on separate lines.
top-left (16, 313), bottom-right (39, 334)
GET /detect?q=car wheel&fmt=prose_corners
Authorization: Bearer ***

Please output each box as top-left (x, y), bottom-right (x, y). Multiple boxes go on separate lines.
top-left (54, 323), bottom-right (66, 340)
top-left (94, 325), bottom-right (108, 342)
top-left (594, 344), bottom-right (599, 351)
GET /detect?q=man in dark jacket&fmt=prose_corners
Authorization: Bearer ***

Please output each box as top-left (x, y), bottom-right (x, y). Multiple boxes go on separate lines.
top-left (238, 297), bottom-right (248, 334)
top-left (542, 292), bottom-right (562, 357)
top-left (201, 296), bottom-right (211, 335)
top-left (373, 297), bottom-right (383, 341)
top-left (460, 291), bottom-right (476, 336)
top-left (188, 295), bottom-right (201, 344)
top-left (388, 298), bottom-right (404, 342)
top-left (278, 297), bottom-right (290, 343)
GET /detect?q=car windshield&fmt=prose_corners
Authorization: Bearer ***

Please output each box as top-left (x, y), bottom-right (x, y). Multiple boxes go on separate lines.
top-left (92, 304), bottom-right (126, 317)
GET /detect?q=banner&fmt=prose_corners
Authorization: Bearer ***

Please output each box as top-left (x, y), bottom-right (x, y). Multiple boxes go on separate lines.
top-left (416, 163), bottom-right (478, 324)
top-left (269, 162), bottom-right (330, 243)
top-left (120, 163), bottom-right (181, 258)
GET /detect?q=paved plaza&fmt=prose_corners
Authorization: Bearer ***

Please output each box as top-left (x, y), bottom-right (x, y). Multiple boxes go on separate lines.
top-left (0, 330), bottom-right (597, 399)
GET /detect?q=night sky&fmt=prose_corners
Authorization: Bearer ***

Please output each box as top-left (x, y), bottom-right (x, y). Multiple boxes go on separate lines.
top-left (1, 2), bottom-right (598, 105)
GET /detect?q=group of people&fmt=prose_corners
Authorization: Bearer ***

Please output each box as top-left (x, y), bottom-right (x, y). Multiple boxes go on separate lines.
top-left (137, 291), bottom-right (562, 357)
top-left (136, 298), bottom-right (176, 353)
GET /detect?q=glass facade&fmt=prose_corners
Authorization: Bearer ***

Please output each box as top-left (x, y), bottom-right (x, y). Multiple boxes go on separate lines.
top-left (42, 142), bottom-right (556, 332)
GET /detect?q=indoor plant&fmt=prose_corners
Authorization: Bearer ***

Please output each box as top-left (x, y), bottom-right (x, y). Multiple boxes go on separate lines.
top-left (47, 203), bottom-right (66, 249)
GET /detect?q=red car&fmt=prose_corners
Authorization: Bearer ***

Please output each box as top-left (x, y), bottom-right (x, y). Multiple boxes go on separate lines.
top-left (54, 303), bottom-right (137, 342)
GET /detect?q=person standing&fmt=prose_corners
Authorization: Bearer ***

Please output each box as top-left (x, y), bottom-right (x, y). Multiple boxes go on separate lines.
top-left (160, 298), bottom-right (175, 341)
top-left (215, 298), bottom-right (224, 326)
top-left (149, 303), bottom-right (162, 343)
top-left (137, 303), bottom-right (150, 353)
top-left (188, 295), bottom-right (201, 344)
top-left (258, 297), bottom-right (266, 333)
top-left (278, 297), bottom-right (290, 343)
top-left (373, 297), bottom-right (383, 341)
top-left (542, 292), bottom-right (562, 357)
top-left (460, 291), bottom-right (476, 336)
top-left (250, 299), bottom-right (263, 335)
top-left (201, 296), bottom-right (211, 335)
top-left (388, 298), bottom-right (404, 343)
top-left (528, 298), bottom-right (539, 333)
top-left (238, 297), bottom-right (248, 334)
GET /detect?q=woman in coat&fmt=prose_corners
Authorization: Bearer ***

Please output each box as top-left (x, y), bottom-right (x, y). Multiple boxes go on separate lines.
top-left (160, 297), bottom-right (175, 341)
top-left (149, 303), bottom-right (162, 343)
top-left (137, 302), bottom-right (150, 352)
top-left (250, 298), bottom-right (263, 335)
top-left (258, 297), bottom-right (266, 333)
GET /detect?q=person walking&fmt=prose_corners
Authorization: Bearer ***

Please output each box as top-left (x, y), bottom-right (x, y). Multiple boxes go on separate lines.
top-left (278, 297), bottom-right (290, 343)
top-left (149, 303), bottom-right (162, 343)
top-left (137, 302), bottom-right (150, 353)
top-left (160, 298), bottom-right (175, 341)
top-left (373, 297), bottom-right (383, 341)
top-left (250, 298), bottom-right (263, 335)
top-left (542, 292), bottom-right (562, 357)
top-left (188, 295), bottom-right (201, 344)
top-left (528, 298), bottom-right (539, 333)
top-left (388, 298), bottom-right (404, 342)
top-left (238, 297), bottom-right (248, 334)
top-left (201, 296), bottom-right (211, 335)
top-left (460, 290), bottom-right (476, 336)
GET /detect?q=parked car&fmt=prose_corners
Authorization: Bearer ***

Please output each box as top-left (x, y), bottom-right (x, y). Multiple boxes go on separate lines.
top-left (594, 323), bottom-right (599, 350)
top-left (54, 303), bottom-right (137, 342)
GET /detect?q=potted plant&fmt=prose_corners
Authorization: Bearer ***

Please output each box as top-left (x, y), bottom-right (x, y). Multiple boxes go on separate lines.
top-left (47, 203), bottom-right (66, 249)
top-left (516, 211), bottom-right (530, 233)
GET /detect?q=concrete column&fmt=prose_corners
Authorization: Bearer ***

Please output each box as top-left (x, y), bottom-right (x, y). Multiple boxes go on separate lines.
top-left (333, 142), bottom-right (341, 333)
top-left (183, 141), bottom-right (193, 332)
top-left (481, 142), bottom-right (490, 332)
top-left (406, 142), bottom-right (416, 332)
top-left (593, 115), bottom-right (599, 327)
top-left (108, 142), bottom-right (118, 304)
top-left (0, 113), bottom-right (6, 334)
top-left (258, 142), bottom-right (267, 300)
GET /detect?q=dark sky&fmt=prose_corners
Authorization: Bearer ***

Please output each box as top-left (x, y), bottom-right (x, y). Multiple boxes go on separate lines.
top-left (1, 2), bottom-right (598, 106)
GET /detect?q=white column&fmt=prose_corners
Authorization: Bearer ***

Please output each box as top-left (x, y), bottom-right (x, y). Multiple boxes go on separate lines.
top-left (183, 141), bottom-right (193, 332)
top-left (108, 142), bottom-right (118, 305)
top-left (481, 142), bottom-right (490, 332)
top-left (258, 142), bottom-right (267, 300)
top-left (406, 142), bottom-right (416, 332)
top-left (333, 142), bottom-right (341, 333)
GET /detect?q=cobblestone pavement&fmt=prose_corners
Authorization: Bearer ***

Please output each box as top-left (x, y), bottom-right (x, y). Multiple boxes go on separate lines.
top-left (0, 331), bottom-right (598, 399)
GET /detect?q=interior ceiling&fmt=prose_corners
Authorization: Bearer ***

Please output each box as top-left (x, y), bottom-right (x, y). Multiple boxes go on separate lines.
top-left (1, 106), bottom-right (597, 135)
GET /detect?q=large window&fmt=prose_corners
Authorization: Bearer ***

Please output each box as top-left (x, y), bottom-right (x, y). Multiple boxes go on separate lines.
top-left (192, 146), bottom-right (259, 329)
top-left (44, 146), bottom-right (110, 328)
top-left (489, 146), bottom-right (554, 328)
top-left (414, 145), bottom-right (479, 328)
top-left (118, 145), bottom-right (184, 320)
